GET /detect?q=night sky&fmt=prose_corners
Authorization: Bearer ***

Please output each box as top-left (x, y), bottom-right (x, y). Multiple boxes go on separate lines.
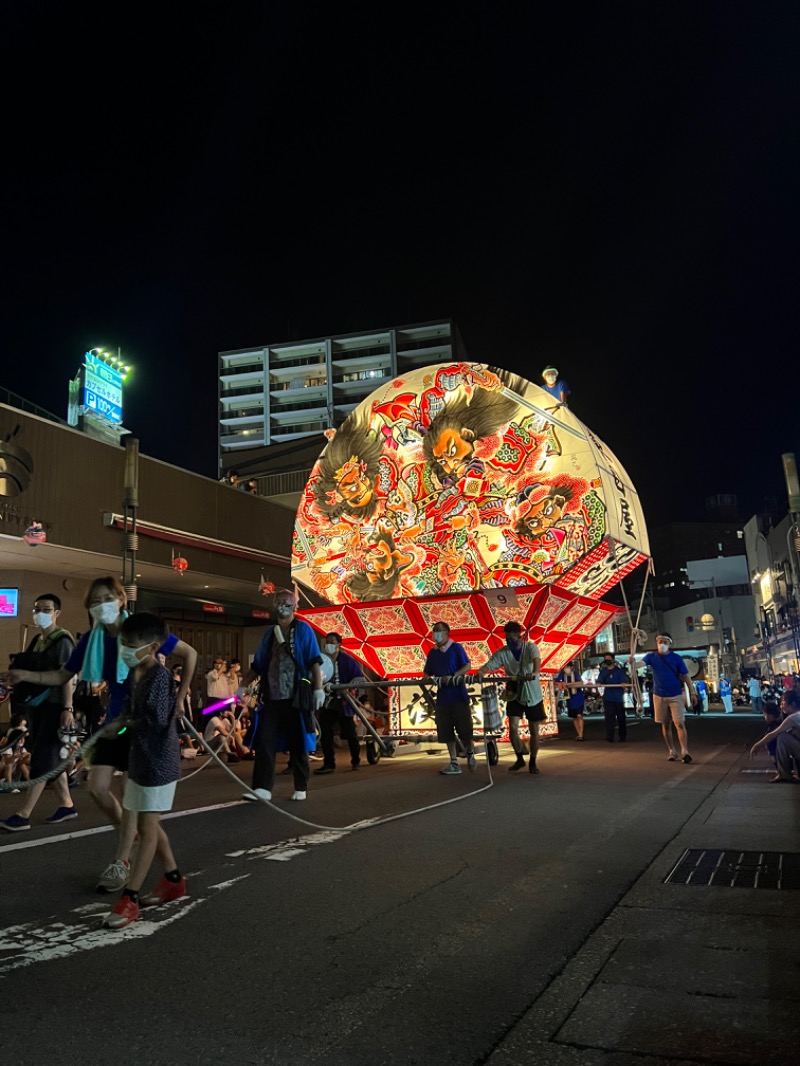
top-left (2, 3), bottom-right (798, 528)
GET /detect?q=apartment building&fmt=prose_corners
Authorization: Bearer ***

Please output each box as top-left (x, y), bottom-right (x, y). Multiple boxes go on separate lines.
top-left (218, 320), bottom-right (467, 482)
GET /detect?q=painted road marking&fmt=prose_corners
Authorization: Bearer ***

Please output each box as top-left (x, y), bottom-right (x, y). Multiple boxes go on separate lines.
top-left (0, 877), bottom-right (251, 976)
top-left (227, 829), bottom-right (351, 859)
top-left (0, 800), bottom-right (248, 854)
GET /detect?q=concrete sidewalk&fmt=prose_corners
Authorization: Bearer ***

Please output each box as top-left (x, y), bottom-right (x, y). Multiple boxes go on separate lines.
top-left (488, 732), bottom-right (800, 1065)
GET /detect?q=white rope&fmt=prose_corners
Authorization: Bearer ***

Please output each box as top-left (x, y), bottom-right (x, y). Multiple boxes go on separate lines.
top-left (606, 541), bottom-right (652, 715)
top-left (179, 714), bottom-right (495, 835)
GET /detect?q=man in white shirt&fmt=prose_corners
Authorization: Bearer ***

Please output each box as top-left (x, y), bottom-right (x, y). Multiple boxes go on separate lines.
top-left (205, 658), bottom-right (230, 707)
top-left (747, 676), bottom-right (763, 715)
top-left (478, 622), bottom-right (545, 774)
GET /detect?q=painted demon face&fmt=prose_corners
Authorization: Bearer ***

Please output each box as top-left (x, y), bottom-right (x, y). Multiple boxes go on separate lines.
top-left (520, 494), bottom-right (567, 536)
top-left (365, 540), bottom-right (399, 583)
top-left (431, 427), bottom-right (474, 478)
top-left (335, 460), bottom-right (374, 509)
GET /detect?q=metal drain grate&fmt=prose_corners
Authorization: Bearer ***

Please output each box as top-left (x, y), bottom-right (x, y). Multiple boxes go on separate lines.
top-left (665, 849), bottom-right (800, 889)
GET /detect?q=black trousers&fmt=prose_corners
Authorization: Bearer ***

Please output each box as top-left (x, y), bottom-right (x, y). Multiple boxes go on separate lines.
top-left (603, 699), bottom-right (627, 741)
top-left (319, 700), bottom-right (360, 768)
top-left (27, 704), bottom-right (63, 777)
top-left (252, 698), bottom-right (309, 792)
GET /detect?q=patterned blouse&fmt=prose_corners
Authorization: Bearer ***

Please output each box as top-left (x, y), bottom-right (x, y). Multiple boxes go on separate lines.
top-left (125, 663), bottom-right (181, 788)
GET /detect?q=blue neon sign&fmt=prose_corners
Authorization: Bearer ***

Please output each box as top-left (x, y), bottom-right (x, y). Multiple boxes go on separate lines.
top-left (83, 353), bottom-right (123, 424)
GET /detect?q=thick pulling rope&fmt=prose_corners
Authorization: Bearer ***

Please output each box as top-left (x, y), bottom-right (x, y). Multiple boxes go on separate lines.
top-left (606, 541), bottom-right (652, 713)
top-left (0, 728), bottom-right (107, 795)
top-left (178, 714), bottom-right (495, 835)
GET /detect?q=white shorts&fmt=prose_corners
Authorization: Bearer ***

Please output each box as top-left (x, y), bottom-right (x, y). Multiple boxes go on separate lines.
top-left (654, 694), bottom-right (686, 725)
top-left (123, 779), bottom-right (177, 813)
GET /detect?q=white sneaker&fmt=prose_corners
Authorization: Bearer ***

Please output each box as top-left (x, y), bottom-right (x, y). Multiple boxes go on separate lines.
top-left (243, 788), bottom-right (272, 802)
top-left (290, 791), bottom-right (307, 801)
top-left (96, 859), bottom-right (131, 893)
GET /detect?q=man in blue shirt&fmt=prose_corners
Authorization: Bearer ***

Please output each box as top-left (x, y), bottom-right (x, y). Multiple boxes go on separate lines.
top-left (720, 677), bottom-right (733, 714)
top-left (314, 632), bottom-right (367, 774)
top-left (556, 663), bottom-right (585, 740)
top-left (597, 654), bottom-right (628, 743)
top-left (541, 366), bottom-right (570, 406)
top-left (694, 679), bottom-right (708, 715)
top-left (635, 632), bottom-right (697, 764)
top-left (423, 622), bottom-right (475, 775)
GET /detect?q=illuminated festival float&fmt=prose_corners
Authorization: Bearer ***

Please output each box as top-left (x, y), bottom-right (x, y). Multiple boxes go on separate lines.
top-left (292, 363), bottom-right (650, 742)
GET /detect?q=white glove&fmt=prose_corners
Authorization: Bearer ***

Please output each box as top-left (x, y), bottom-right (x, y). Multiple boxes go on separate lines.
top-left (313, 688), bottom-right (326, 711)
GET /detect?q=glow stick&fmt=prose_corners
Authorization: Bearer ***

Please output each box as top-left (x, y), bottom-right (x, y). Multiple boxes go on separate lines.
top-left (202, 696), bottom-right (236, 716)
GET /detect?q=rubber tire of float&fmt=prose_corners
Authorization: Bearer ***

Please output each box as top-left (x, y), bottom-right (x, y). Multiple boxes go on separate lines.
top-left (366, 738), bottom-right (381, 764)
top-left (487, 739), bottom-right (499, 766)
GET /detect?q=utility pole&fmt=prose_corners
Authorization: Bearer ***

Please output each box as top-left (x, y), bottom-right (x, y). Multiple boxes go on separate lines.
top-left (122, 436), bottom-right (140, 613)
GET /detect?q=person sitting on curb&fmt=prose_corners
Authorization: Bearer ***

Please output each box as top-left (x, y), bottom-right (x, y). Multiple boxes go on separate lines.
top-left (1, 713), bottom-right (31, 793)
top-left (750, 703), bottom-right (800, 783)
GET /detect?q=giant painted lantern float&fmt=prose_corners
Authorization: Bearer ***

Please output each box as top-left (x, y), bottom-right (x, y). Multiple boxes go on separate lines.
top-left (292, 363), bottom-right (650, 738)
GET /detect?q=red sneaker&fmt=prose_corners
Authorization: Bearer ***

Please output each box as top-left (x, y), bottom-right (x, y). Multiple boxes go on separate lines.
top-left (103, 895), bottom-right (140, 929)
top-left (140, 876), bottom-right (187, 907)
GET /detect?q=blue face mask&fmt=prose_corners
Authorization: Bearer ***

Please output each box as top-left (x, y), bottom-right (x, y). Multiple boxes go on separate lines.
top-left (506, 637), bottom-right (520, 649)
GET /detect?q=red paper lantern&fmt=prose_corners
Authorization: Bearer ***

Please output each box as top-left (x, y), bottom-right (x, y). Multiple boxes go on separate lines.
top-left (172, 555), bottom-right (189, 574)
top-left (23, 522), bottom-right (46, 546)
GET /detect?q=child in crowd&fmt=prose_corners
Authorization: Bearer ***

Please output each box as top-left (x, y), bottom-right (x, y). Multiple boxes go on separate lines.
top-left (1, 713), bottom-right (31, 792)
top-left (104, 613), bottom-right (186, 930)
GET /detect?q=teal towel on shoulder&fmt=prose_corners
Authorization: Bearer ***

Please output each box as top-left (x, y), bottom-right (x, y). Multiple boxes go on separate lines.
top-left (79, 612), bottom-right (130, 684)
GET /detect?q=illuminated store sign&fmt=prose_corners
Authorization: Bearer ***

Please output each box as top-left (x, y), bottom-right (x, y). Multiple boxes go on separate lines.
top-left (84, 352), bottom-right (124, 424)
top-left (0, 588), bottom-right (20, 616)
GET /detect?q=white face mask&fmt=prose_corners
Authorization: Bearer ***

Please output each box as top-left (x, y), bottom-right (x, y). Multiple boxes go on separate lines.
top-left (119, 642), bottom-right (153, 669)
top-left (90, 600), bottom-right (121, 626)
top-left (657, 642), bottom-right (670, 654)
top-left (33, 611), bottom-right (55, 629)
top-left (325, 643), bottom-right (338, 655)
top-left (433, 631), bottom-right (447, 644)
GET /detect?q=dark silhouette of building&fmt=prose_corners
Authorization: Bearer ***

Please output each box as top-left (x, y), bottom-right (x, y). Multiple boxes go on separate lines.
top-left (649, 496), bottom-right (746, 610)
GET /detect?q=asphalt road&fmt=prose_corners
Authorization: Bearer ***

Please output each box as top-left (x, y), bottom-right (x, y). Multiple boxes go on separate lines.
top-left (0, 711), bottom-right (775, 1066)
